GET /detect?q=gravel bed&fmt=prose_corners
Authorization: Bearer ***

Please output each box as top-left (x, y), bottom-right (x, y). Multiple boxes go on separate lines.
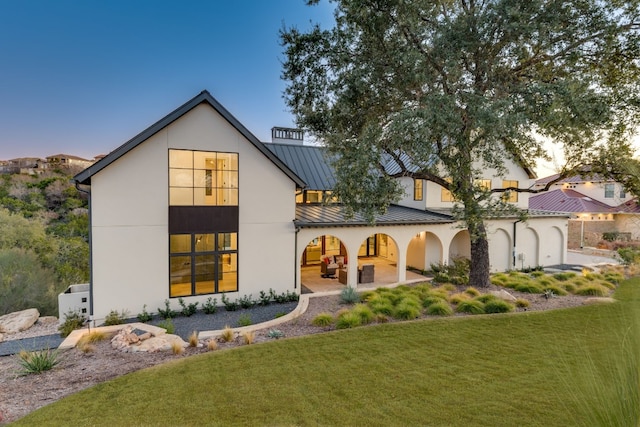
top-left (147, 302), bottom-right (299, 340)
top-left (0, 335), bottom-right (64, 357)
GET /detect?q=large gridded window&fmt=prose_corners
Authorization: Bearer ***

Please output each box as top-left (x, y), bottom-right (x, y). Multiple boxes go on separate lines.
top-left (169, 149), bottom-right (238, 206)
top-left (441, 178), bottom-right (455, 202)
top-left (169, 232), bottom-right (238, 297)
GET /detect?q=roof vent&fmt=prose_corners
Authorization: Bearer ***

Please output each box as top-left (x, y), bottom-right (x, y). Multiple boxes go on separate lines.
top-left (271, 127), bottom-right (303, 145)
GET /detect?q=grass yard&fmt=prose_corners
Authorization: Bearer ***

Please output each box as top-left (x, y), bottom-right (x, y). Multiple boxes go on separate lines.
top-left (15, 278), bottom-right (640, 426)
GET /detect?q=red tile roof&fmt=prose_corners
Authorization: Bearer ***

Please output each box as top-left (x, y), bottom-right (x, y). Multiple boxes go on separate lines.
top-left (529, 189), bottom-right (613, 213)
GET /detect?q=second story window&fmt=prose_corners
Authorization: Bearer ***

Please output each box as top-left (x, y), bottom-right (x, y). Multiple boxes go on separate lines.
top-left (502, 180), bottom-right (519, 202)
top-left (169, 150), bottom-right (238, 206)
top-left (414, 179), bottom-right (423, 201)
top-left (604, 183), bottom-right (614, 198)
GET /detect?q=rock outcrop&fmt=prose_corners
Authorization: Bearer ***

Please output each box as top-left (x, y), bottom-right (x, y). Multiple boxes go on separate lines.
top-left (110, 326), bottom-right (188, 353)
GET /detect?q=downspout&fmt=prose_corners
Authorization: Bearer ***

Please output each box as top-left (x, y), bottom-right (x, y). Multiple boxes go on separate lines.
top-left (75, 181), bottom-right (93, 324)
top-left (294, 223), bottom-right (300, 289)
top-left (513, 219), bottom-right (523, 269)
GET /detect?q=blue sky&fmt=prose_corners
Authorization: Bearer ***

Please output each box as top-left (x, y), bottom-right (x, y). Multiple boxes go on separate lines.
top-left (0, 0), bottom-right (334, 160)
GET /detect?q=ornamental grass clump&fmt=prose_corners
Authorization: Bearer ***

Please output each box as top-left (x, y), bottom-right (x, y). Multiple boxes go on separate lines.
top-left (422, 295), bottom-right (448, 309)
top-left (464, 287), bottom-right (481, 297)
top-left (392, 297), bottom-right (422, 320)
top-left (171, 340), bottom-right (184, 355)
top-left (77, 331), bottom-right (107, 352)
top-left (340, 286), bottom-right (360, 304)
top-left (575, 283), bottom-right (610, 297)
top-left (188, 331), bottom-right (199, 347)
top-left (220, 326), bottom-right (234, 342)
top-left (335, 311), bottom-right (362, 329)
top-left (553, 272), bottom-right (577, 281)
top-left (368, 297), bottom-right (394, 316)
top-left (484, 299), bottom-right (514, 314)
top-left (455, 299), bottom-right (485, 315)
top-left (426, 301), bottom-right (453, 316)
top-left (242, 330), bottom-right (255, 345)
top-left (17, 348), bottom-right (60, 375)
top-left (206, 339), bottom-right (218, 351)
top-left (448, 292), bottom-right (470, 305)
top-left (351, 303), bottom-right (375, 324)
top-left (311, 312), bottom-right (334, 327)
top-left (515, 298), bottom-right (530, 308)
top-left (514, 282), bottom-right (544, 294)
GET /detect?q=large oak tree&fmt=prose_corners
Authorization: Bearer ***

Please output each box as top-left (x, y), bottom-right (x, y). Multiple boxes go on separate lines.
top-left (281, 0), bottom-right (640, 287)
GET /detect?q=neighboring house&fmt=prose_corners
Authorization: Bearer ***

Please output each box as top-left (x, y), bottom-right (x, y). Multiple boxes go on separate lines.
top-left (0, 157), bottom-right (46, 174)
top-left (46, 154), bottom-right (94, 170)
top-left (75, 90), bottom-right (568, 322)
top-left (530, 174), bottom-right (640, 248)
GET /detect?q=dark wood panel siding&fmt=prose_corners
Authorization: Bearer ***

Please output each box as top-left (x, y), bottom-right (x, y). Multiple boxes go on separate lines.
top-left (169, 206), bottom-right (238, 234)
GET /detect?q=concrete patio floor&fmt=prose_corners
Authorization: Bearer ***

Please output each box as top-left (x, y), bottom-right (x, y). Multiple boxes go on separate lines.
top-left (300, 257), bottom-right (431, 293)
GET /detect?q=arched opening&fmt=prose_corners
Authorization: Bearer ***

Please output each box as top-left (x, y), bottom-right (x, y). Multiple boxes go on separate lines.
top-left (355, 233), bottom-right (398, 286)
top-left (407, 231), bottom-right (443, 271)
top-left (300, 234), bottom-right (348, 293)
top-left (517, 227), bottom-right (539, 270)
top-left (449, 230), bottom-right (471, 263)
top-left (488, 228), bottom-right (511, 272)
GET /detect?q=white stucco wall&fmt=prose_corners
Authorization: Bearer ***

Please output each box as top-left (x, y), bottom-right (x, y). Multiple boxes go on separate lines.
top-left (89, 104), bottom-right (296, 321)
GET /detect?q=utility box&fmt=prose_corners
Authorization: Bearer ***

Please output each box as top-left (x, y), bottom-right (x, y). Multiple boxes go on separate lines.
top-left (58, 284), bottom-right (90, 323)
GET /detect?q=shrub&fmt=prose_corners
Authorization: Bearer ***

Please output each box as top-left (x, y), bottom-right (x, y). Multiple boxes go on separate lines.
top-left (340, 286), bottom-right (361, 304)
top-left (237, 314), bottom-right (252, 327)
top-left (157, 299), bottom-right (176, 319)
top-left (104, 309), bottom-right (128, 326)
top-left (137, 304), bottom-right (153, 323)
top-left (351, 303), bottom-right (375, 324)
top-left (221, 294), bottom-right (239, 311)
top-left (426, 301), bottom-right (453, 316)
top-left (201, 297), bottom-right (218, 315)
top-left (515, 298), bottom-right (530, 308)
top-left (238, 294), bottom-right (256, 309)
top-left (178, 298), bottom-right (198, 317)
top-left (484, 299), bottom-right (514, 314)
top-left (17, 348), bottom-right (60, 375)
top-left (312, 312), bottom-right (334, 327)
top-left (220, 326), bottom-right (234, 342)
top-left (335, 311), bottom-right (362, 329)
top-left (618, 246), bottom-right (640, 265)
top-left (157, 318), bottom-right (175, 334)
top-left (58, 310), bottom-right (86, 338)
top-left (285, 290), bottom-right (300, 302)
top-left (258, 290), bottom-right (271, 306)
top-left (188, 331), bottom-right (198, 347)
top-left (575, 284), bottom-right (610, 297)
top-left (456, 300), bottom-right (485, 314)
top-left (242, 330), bottom-right (255, 345)
top-left (267, 329), bottom-right (285, 339)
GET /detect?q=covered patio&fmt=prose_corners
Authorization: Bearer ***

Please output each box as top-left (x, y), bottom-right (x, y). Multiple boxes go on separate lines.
top-left (300, 257), bottom-right (430, 293)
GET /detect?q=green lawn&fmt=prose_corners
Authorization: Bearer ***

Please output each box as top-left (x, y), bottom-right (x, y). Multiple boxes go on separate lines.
top-left (16, 278), bottom-right (640, 426)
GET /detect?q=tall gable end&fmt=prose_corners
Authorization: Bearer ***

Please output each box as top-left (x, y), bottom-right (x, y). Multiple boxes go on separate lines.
top-left (74, 91), bottom-right (305, 187)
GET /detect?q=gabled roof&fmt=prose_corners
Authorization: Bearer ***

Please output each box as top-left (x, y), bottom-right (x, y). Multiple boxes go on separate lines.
top-left (535, 172), bottom-right (611, 185)
top-left (529, 189), bottom-right (613, 213)
top-left (74, 91), bottom-right (306, 187)
top-left (616, 199), bottom-right (640, 213)
top-left (294, 204), bottom-right (454, 228)
top-left (265, 143), bottom-right (336, 191)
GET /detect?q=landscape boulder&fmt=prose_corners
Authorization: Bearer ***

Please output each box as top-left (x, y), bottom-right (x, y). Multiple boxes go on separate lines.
top-left (0, 308), bottom-right (40, 334)
top-left (489, 289), bottom-right (517, 302)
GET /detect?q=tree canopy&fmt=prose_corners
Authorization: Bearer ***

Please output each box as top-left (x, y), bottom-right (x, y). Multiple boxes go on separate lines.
top-left (281, 0), bottom-right (640, 287)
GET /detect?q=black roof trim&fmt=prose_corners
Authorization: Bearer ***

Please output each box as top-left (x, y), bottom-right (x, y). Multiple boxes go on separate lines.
top-left (74, 90), bottom-right (306, 187)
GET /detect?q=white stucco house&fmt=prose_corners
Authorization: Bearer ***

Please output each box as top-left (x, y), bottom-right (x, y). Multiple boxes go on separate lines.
top-left (75, 90), bottom-right (568, 322)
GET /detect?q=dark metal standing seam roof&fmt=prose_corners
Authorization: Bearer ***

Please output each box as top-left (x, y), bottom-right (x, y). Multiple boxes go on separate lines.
top-left (73, 90), bottom-right (306, 188)
top-left (295, 204), bottom-right (455, 228)
top-left (264, 143), bottom-right (336, 191)
top-left (529, 189), bottom-right (614, 213)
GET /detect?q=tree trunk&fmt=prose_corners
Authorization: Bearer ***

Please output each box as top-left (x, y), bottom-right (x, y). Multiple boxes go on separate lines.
top-left (467, 220), bottom-right (491, 288)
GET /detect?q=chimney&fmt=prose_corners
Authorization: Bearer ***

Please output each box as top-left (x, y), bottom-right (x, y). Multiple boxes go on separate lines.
top-left (271, 127), bottom-right (304, 145)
